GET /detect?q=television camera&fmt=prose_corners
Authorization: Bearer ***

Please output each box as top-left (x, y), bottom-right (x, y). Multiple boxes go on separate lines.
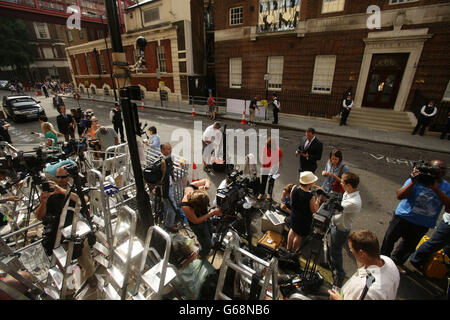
top-left (0, 147), bottom-right (67, 192)
top-left (211, 170), bottom-right (259, 262)
top-left (410, 160), bottom-right (441, 187)
top-left (215, 169), bottom-right (258, 216)
top-left (311, 189), bottom-right (344, 236)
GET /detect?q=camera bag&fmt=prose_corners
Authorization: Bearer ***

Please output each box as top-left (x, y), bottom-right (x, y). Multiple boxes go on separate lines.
top-left (416, 235), bottom-right (449, 279)
top-left (257, 230), bottom-right (284, 254)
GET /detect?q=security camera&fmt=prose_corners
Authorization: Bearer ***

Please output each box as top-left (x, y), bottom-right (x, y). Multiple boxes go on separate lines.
top-left (136, 36), bottom-right (147, 52)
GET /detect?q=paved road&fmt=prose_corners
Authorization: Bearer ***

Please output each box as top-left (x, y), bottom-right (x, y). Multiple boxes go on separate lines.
top-left (2, 92), bottom-right (450, 299)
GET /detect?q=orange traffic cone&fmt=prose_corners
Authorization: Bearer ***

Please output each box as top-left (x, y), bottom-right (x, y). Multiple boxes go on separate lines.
top-left (141, 99), bottom-right (145, 109)
top-left (192, 162), bottom-right (199, 182)
top-left (192, 105), bottom-right (196, 117)
top-left (240, 110), bottom-right (247, 125)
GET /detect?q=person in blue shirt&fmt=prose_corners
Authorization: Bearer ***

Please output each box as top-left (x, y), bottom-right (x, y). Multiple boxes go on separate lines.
top-left (145, 126), bottom-right (160, 153)
top-left (380, 160), bottom-right (450, 273)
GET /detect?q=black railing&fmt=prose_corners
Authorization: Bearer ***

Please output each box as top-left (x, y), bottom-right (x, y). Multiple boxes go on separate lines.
top-left (217, 88), bottom-right (343, 118)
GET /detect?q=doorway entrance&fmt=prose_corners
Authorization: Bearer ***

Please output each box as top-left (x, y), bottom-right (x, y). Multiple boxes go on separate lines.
top-left (363, 53), bottom-right (409, 109)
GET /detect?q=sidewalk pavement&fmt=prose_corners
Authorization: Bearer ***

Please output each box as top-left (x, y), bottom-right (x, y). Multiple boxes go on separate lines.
top-left (69, 93), bottom-right (450, 154)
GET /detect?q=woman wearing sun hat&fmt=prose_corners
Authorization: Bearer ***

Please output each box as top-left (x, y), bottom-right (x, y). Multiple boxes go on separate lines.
top-left (287, 171), bottom-right (325, 253)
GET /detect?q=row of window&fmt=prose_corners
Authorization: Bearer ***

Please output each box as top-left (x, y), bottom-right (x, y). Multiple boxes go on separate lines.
top-left (229, 0), bottom-right (418, 26)
top-left (229, 55), bottom-right (337, 94)
top-left (72, 46), bottom-right (167, 75)
top-left (37, 46), bottom-right (62, 60)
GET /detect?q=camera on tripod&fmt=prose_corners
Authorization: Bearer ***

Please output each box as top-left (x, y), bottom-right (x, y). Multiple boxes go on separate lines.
top-left (0, 147), bottom-right (65, 176)
top-left (411, 160), bottom-right (441, 187)
top-left (63, 137), bottom-right (88, 157)
top-left (64, 163), bottom-right (80, 178)
top-left (215, 170), bottom-right (256, 216)
top-left (312, 190), bottom-right (343, 236)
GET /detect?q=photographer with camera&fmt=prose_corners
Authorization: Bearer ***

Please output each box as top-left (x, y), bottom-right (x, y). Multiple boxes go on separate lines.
top-left (287, 172), bottom-right (326, 253)
top-left (329, 172), bottom-right (362, 287)
top-left (381, 160), bottom-right (450, 274)
top-left (328, 230), bottom-right (400, 300)
top-left (35, 166), bottom-right (97, 288)
top-left (180, 179), bottom-right (222, 259)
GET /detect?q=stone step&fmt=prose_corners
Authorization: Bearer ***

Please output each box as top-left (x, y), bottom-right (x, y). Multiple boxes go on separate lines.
top-left (349, 112), bottom-right (412, 121)
top-left (352, 107), bottom-right (409, 114)
top-left (346, 107), bottom-right (414, 132)
top-left (346, 120), bottom-right (413, 132)
top-left (348, 116), bottom-right (413, 127)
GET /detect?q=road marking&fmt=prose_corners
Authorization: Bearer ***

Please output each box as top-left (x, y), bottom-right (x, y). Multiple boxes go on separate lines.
top-left (363, 152), bottom-right (415, 167)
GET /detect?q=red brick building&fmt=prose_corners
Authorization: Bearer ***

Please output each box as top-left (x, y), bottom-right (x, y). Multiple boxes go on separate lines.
top-left (213, 0), bottom-right (450, 129)
top-left (66, 0), bottom-right (207, 102)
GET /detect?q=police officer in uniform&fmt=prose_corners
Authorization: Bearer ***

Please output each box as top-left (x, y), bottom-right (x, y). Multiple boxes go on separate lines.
top-left (412, 100), bottom-right (437, 136)
top-left (110, 102), bottom-right (125, 143)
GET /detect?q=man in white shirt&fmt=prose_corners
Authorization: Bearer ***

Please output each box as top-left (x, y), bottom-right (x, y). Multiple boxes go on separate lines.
top-left (328, 229), bottom-right (400, 300)
top-left (94, 126), bottom-right (118, 157)
top-left (412, 99), bottom-right (438, 136)
top-left (202, 122), bottom-right (222, 173)
top-left (329, 172), bottom-right (362, 287)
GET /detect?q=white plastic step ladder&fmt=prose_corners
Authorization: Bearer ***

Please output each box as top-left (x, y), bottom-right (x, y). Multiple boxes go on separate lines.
top-left (102, 206), bottom-right (144, 300)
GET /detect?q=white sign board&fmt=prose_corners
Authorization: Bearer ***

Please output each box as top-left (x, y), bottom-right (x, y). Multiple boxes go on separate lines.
top-left (227, 99), bottom-right (267, 120)
top-left (226, 99), bottom-right (246, 115)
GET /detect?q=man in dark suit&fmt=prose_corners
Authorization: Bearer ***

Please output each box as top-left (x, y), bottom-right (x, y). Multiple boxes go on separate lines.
top-left (52, 94), bottom-right (65, 112)
top-left (56, 106), bottom-right (75, 142)
top-left (296, 128), bottom-right (323, 174)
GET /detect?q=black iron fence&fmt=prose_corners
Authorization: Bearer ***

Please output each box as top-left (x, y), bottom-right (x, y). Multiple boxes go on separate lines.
top-left (217, 88), bottom-right (343, 118)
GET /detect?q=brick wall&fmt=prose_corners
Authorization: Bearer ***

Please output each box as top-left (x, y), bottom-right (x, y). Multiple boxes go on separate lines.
top-left (87, 52), bottom-right (97, 74)
top-left (144, 41), bottom-right (158, 73)
top-left (214, 0), bottom-right (258, 30)
top-left (405, 21), bottom-right (450, 113)
top-left (75, 53), bottom-right (89, 75)
top-left (215, 0), bottom-right (450, 29)
top-left (191, 0), bottom-right (206, 74)
top-left (70, 56), bottom-right (78, 75)
top-left (215, 29), bottom-right (366, 103)
top-left (160, 39), bottom-right (173, 73)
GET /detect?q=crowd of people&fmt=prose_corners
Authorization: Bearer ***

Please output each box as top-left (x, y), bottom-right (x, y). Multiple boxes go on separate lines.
top-left (191, 119), bottom-right (448, 300)
top-left (7, 79), bottom-right (74, 97)
top-left (1, 88), bottom-right (448, 301)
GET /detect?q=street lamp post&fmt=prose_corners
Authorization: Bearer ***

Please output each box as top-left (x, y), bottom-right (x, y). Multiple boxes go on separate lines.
top-left (100, 15), bottom-right (118, 101)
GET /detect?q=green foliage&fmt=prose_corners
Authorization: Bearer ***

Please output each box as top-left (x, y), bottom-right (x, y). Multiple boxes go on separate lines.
top-left (0, 17), bottom-right (34, 69)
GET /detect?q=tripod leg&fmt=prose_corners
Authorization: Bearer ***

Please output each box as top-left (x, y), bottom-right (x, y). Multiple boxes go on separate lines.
top-left (23, 183), bottom-right (37, 247)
